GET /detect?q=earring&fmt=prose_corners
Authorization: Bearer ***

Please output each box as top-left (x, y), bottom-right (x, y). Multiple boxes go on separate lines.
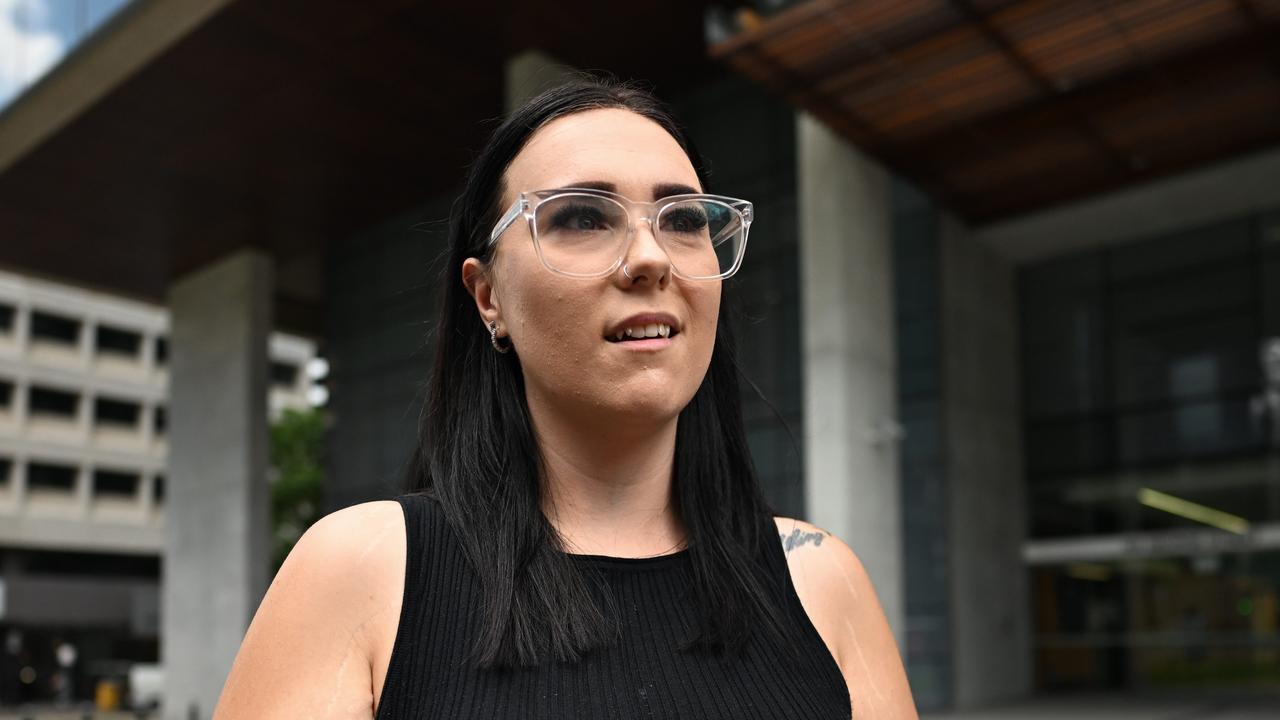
top-left (489, 320), bottom-right (511, 353)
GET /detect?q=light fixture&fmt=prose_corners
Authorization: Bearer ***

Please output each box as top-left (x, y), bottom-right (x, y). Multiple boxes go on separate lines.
top-left (1137, 487), bottom-right (1249, 535)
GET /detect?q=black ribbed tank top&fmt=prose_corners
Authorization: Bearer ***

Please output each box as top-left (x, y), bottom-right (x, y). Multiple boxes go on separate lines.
top-left (375, 493), bottom-right (851, 719)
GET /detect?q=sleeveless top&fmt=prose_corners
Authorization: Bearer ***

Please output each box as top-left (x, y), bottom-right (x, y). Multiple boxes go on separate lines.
top-left (375, 493), bottom-right (851, 719)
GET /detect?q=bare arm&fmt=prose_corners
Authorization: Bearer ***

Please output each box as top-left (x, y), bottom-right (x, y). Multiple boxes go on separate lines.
top-left (213, 500), bottom-right (405, 720)
top-left (774, 517), bottom-right (919, 720)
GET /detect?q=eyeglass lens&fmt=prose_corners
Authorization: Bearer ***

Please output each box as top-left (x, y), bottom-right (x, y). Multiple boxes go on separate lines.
top-left (532, 194), bottom-right (744, 278)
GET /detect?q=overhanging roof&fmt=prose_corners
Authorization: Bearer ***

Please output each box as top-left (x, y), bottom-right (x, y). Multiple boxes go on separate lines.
top-left (0, 0), bottom-right (716, 334)
top-left (711, 0), bottom-right (1280, 223)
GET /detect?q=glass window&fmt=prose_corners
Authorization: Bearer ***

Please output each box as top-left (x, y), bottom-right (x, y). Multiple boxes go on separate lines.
top-left (1023, 210), bottom-right (1280, 538)
top-left (30, 310), bottom-right (80, 345)
top-left (27, 462), bottom-right (76, 491)
top-left (96, 324), bottom-right (142, 357)
top-left (270, 361), bottom-right (298, 388)
top-left (29, 385), bottom-right (78, 418)
top-left (93, 469), bottom-right (139, 497)
top-left (1033, 552), bottom-right (1280, 691)
top-left (95, 396), bottom-right (141, 427)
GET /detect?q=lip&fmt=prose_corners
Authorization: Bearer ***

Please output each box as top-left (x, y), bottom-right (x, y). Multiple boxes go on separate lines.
top-left (604, 312), bottom-right (681, 341)
top-left (609, 335), bottom-right (673, 351)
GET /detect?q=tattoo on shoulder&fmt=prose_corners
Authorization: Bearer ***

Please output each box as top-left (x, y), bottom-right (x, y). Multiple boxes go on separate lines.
top-left (779, 526), bottom-right (827, 553)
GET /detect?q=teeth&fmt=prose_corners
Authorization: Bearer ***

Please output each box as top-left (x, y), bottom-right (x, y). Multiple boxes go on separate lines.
top-left (615, 323), bottom-right (674, 340)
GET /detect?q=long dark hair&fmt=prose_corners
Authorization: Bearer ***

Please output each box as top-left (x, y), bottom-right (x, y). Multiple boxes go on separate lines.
top-left (405, 75), bottom-right (788, 668)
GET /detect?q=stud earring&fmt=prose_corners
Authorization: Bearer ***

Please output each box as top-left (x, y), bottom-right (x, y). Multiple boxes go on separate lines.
top-left (489, 320), bottom-right (511, 353)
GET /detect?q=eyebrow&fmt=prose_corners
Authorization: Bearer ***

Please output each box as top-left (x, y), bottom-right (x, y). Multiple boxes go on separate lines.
top-left (554, 180), bottom-right (702, 199)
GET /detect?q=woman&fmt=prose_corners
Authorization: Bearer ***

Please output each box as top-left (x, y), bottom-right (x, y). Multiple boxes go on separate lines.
top-left (214, 77), bottom-right (917, 719)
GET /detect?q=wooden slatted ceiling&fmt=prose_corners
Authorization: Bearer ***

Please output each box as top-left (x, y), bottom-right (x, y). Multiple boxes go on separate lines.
top-left (0, 0), bottom-right (718, 328)
top-left (711, 0), bottom-right (1280, 222)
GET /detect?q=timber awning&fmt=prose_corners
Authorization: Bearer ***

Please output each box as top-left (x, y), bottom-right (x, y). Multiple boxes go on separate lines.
top-left (0, 0), bottom-right (716, 333)
top-left (710, 0), bottom-right (1280, 223)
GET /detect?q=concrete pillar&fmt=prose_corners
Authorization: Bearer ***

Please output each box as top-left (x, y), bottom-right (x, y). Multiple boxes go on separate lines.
top-left (142, 403), bottom-right (156, 446)
top-left (939, 216), bottom-right (1031, 707)
top-left (141, 329), bottom-right (158, 373)
top-left (77, 388), bottom-right (93, 439)
top-left (11, 456), bottom-right (26, 507)
top-left (141, 472), bottom-right (158, 516)
top-left (797, 112), bottom-right (903, 641)
top-left (163, 248), bottom-right (272, 720)
top-left (81, 317), bottom-right (96, 368)
top-left (74, 462), bottom-right (90, 515)
top-left (14, 301), bottom-right (31, 354)
top-left (11, 375), bottom-right (28, 429)
top-left (505, 50), bottom-right (575, 112)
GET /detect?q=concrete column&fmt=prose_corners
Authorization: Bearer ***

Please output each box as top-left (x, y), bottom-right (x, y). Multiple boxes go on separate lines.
top-left (797, 112), bottom-right (904, 640)
top-left (12, 456), bottom-right (26, 507)
top-left (77, 388), bottom-right (93, 440)
top-left (78, 316), bottom-right (94, 369)
top-left (939, 216), bottom-right (1031, 707)
top-left (75, 462), bottom-right (91, 515)
top-left (505, 50), bottom-right (575, 112)
top-left (141, 403), bottom-right (156, 446)
top-left (14, 302), bottom-right (30, 354)
top-left (163, 248), bottom-right (272, 720)
top-left (12, 377), bottom-right (28, 429)
top-left (141, 472), bottom-right (157, 516)
top-left (141, 330), bottom-right (158, 373)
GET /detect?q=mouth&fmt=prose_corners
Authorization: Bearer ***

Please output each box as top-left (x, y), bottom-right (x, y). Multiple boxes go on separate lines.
top-left (604, 322), bottom-right (680, 344)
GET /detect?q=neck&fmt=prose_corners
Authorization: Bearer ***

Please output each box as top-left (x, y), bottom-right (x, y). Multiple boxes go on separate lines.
top-left (526, 397), bottom-right (686, 558)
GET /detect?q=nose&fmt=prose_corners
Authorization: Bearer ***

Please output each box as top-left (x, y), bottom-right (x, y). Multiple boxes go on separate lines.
top-left (618, 216), bottom-right (670, 288)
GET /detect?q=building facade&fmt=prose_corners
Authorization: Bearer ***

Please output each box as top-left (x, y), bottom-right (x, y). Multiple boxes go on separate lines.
top-left (0, 267), bottom-right (316, 707)
top-left (0, 0), bottom-right (1278, 716)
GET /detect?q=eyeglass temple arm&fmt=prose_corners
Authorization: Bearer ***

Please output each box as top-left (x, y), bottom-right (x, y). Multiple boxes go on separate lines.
top-left (488, 197), bottom-right (525, 247)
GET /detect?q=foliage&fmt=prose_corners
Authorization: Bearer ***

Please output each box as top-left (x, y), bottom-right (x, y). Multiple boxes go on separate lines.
top-left (270, 406), bottom-right (326, 576)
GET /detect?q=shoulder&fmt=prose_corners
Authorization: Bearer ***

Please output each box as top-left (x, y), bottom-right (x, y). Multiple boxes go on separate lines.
top-left (259, 498), bottom-right (406, 631)
top-left (298, 499), bottom-right (406, 565)
top-left (214, 500), bottom-right (407, 718)
top-left (295, 500), bottom-right (407, 656)
top-left (772, 516), bottom-right (869, 593)
top-left (771, 516), bottom-right (918, 719)
top-left (281, 500), bottom-right (407, 616)
top-left (770, 516), bottom-right (873, 653)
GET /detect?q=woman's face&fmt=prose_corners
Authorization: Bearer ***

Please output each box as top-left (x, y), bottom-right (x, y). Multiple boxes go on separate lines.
top-left (465, 107), bottom-right (720, 429)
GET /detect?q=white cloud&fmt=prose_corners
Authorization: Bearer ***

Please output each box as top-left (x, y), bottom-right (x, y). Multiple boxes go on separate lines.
top-left (0, 0), bottom-right (66, 109)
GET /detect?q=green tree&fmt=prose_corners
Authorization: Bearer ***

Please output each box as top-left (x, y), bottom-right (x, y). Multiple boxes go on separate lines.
top-left (269, 406), bottom-right (326, 576)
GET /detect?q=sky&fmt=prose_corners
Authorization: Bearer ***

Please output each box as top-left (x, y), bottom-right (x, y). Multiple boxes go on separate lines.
top-left (0, 0), bottom-right (131, 111)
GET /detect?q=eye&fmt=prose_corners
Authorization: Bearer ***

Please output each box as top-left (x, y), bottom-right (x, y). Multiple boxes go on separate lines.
top-left (548, 204), bottom-right (610, 232)
top-left (662, 206), bottom-right (709, 233)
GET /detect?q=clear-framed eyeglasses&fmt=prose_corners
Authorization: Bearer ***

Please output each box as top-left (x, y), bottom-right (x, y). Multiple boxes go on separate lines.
top-left (486, 187), bottom-right (753, 281)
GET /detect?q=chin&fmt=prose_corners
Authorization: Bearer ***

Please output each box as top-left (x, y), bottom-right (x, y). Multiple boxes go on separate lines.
top-left (594, 389), bottom-right (693, 426)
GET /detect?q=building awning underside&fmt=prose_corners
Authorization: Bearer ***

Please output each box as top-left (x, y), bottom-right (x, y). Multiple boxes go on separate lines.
top-left (0, 0), bottom-right (714, 333)
top-left (711, 0), bottom-right (1280, 223)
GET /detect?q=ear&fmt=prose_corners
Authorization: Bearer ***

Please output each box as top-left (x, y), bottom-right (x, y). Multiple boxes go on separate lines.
top-left (462, 257), bottom-right (502, 328)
